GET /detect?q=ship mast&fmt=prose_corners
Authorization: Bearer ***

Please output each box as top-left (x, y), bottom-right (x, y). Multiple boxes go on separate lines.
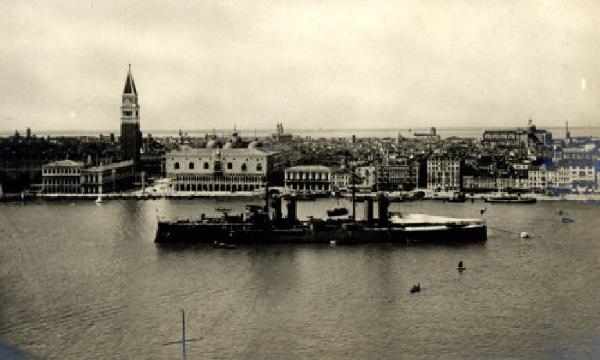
top-left (351, 165), bottom-right (356, 222)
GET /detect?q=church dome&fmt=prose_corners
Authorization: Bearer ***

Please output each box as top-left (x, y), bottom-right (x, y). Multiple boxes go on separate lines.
top-left (206, 140), bottom-right (219, 148)
top-left (248, 141), bottom-right (260, 149)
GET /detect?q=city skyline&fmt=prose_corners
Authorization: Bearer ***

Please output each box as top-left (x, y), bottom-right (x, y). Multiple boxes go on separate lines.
top-left (2, 0), bottom-right (599, 131)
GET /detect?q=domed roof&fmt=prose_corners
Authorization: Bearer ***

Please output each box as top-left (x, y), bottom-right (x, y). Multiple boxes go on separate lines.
top-left (248, 141), bottom-right (260, 149)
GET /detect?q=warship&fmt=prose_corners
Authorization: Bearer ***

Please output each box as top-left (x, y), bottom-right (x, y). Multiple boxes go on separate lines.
top-left (154, 187), bottom-right (487, 245)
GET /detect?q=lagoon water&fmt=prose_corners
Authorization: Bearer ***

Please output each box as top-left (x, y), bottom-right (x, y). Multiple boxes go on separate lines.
top-left (1, 199), bottom-right (600, 359)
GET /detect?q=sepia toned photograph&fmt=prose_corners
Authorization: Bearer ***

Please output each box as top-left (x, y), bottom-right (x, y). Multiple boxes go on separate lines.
top-left (1, 0), bottom-right (600, 358)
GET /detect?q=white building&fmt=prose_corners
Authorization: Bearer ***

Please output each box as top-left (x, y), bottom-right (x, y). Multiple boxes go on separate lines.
top-left (166, 144), bottom-right (282, 192)
top-left (330, 168), bottom-right (352, 192)
top-left (528, 161), bottom-right (596, 193)
top-left (427, 158), bottom-right (462, 191)
top-left (284, 165), bottom-right (332, 192)
top-left (42, 159), bottom-right (135, 194)
top-left (81, 160), bottom-right (135, 194)
top-left (41, 160), bottom-right (84, 193)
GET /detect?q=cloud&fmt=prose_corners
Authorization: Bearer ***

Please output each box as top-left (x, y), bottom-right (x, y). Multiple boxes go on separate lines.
top-left (1, 0), bottom-right (599, 132)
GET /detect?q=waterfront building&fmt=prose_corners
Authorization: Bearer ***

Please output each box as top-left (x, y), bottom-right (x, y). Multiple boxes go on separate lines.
top-left (41, 160), bottom-right (84, 193)
top-left (528, 165), bottom-right (552, 193)
top-left (528, 160), bottom-right (595, 194)
top-left (41, 159), bottom-right (135, 194)
top-left (285, 165), bottom-right (332, 192)
top-left (427, 158), bottom-right (463, 191)
top-left (512, 175), bottom-right (530, 191)
top-left (462, 175), bottom-right (504, 193)
top-left (355, 165), bottom-right (377, 192)
top-left (511, 163), bottom-right (530, 191)
top-left (560, 160), bottom-right (596, 193)
top-left (120, 65), bottom-right (142, 167)
top-left (375, 164), bottom-right (416, 191)
top-left (462, 175), bottom-right (477, 192)
top-left (330, 168), bottom-right (352, 192)
top-left (166, 144), bottom-right (282, 192)
top-left (81, 160), bottom-right (135, 194)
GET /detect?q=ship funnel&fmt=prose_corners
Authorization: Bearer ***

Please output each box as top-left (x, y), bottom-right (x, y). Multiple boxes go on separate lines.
top-left (364, 197), bottom-right (374, 225)
top-left (264, 182), bottom-right (269, 212)
top-left (377, 193), bottom-right (389, 226)
top-left (286, 196), bottom-right (297, 225)
top-left (270, 195), bottom-right (282, 223)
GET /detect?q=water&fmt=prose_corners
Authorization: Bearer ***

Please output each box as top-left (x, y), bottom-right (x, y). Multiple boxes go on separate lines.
top-left (1, 199), bottom-right (600, 359)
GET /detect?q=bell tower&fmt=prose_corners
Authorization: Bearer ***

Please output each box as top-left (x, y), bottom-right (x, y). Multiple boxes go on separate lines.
top-left (120, 64), bottom-right (142, 167)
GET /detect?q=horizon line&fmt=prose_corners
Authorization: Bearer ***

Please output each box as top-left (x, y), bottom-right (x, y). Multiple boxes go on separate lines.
top-left (2, 125), bottom-right (597, 134)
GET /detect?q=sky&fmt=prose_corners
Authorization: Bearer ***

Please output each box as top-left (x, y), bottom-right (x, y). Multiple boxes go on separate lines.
top-left (1, 0), bottom-right (599, 132)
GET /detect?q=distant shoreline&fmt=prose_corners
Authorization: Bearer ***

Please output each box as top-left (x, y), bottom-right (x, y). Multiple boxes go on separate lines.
top-left (2, 125), bottom-right (600, 138)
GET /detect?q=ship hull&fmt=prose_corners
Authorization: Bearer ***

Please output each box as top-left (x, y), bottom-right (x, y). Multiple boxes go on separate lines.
top-left (155, 222), bottom-right (487, 245)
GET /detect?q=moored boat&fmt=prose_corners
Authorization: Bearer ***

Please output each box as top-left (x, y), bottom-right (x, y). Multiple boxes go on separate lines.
top-left (485, 194), bottom-right (536, 204)
top-left (327, 207), bottom-right (349, 217)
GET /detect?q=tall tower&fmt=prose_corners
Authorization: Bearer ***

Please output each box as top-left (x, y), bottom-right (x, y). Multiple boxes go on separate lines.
top-left (120, 65), bottom-right (142, 167)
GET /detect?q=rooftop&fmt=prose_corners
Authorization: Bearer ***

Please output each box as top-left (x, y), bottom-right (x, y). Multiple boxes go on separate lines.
top-left (44, 160), bottom-right (84, 167)
top-left (86, 160), bottom-right (134, 172)
top-left (285, 165), bottom-right (332, 172)
top-left (168, 147), bottom-right (278, 156)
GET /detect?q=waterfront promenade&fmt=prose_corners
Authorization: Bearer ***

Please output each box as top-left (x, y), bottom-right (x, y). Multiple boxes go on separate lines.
top-left (4, 188), bottom-right (600, 202)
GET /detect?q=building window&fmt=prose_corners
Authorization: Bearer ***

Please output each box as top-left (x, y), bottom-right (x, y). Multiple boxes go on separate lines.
top-left (204, 162), bottom-right (209, 169)
top-left (241, 163), bottom-right (247, 172)
top-left (189, 162), bottom-right (194, 170)
top-left (227, 162), bottom-right (233, 170)
top-left (257, 163), bottom-right (263, 171)
top-left (174, 162), bottom-right (180, 170)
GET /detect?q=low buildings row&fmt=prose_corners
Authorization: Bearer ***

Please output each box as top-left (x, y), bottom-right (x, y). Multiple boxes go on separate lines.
top-left (283, 159), bottom-right (600, 194)
top-left (463, 161), bottom-right (598, 193)
top-left (284, 162), bottom-right (423, 193)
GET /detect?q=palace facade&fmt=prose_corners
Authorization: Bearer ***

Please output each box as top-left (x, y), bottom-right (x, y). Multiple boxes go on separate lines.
top-left (166, 144), bottom-right (283, 192)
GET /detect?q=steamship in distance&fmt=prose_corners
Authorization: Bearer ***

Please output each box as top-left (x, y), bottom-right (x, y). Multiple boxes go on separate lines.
top-left (485, 193), bottom-right (537, 204)
top-left (154, 186), bottom-right (487, 245)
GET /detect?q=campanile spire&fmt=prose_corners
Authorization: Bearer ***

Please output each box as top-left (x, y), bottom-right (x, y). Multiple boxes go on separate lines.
top-left (120, 65), bottom-right (142, 166)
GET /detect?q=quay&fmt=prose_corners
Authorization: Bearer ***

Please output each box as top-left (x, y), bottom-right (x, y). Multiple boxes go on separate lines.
top-left (0, 191), bottom-right (264, 202)
top-left (4, 189), bottom-right (600, 202)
